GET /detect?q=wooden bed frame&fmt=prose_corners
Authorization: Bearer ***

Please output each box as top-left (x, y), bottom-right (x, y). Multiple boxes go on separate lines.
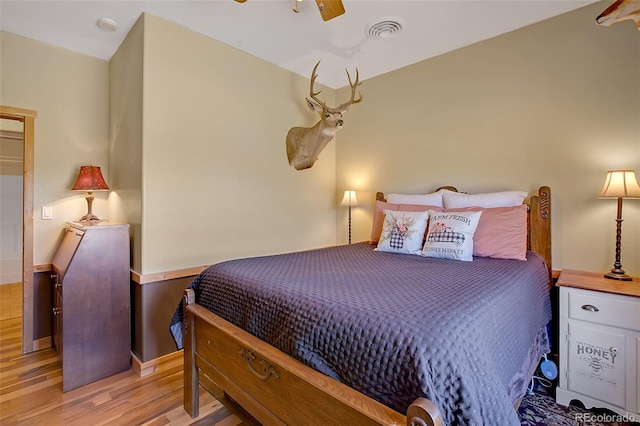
top-left (182, 186), bottom-right (552, 426)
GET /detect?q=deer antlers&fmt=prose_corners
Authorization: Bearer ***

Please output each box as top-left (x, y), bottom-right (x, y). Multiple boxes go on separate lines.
top-left (309, 61), bottom-right (325, 108)
top-left (285, 61), bottom-right (364, 170)
top-left (337, 67), bottom-right (363, 110)
top-left (308, 61), bottom-right (363, 112)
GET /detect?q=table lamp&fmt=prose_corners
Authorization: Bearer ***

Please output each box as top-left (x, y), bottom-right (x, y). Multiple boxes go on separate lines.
top-left (340, 190), bottom-right (358, 244)
top-left (71, 165), bottom-right (109, 222)
top-left (598, 169), bottom-right (640, 281)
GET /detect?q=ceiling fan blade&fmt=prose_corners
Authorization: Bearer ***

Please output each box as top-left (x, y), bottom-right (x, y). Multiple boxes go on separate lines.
top-left (234, 0), bottom-right (247, 3)
top-left (315, 0), bottom-right (345, 21)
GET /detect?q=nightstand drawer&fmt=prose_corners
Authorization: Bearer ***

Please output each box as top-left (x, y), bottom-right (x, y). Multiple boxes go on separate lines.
top-left (567, 289), bottom-right (640, 331)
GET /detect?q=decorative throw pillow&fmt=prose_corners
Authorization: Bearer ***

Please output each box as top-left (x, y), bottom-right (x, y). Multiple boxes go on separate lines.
top-left (442, 190), bottom-right (527, 209)
top-left (376, 210), bottom-right (430, 255)
top-left (447, 205), bottom-right (528, 260)
top-left (422, 210), bottom-right (482, 261)
top-left (370, 200), bottom-right (443, 243)
top-left (386, 192), bottom-right (444, 207)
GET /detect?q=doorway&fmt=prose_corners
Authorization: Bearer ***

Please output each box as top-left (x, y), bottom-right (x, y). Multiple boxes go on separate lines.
top-left (0, 124), bottom-right (24, 320)
top-left (0, 105), bottom-right (37, 353)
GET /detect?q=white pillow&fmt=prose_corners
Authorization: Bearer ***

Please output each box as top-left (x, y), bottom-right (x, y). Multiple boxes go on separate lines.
top-left (442, 190), bottom-right (527, 209)
top-left (422, 210), bottom-right (482, 261)
top-left (376, 210), bottom-right (430, 255)
top-left (386, 192), bottom-right (444, 208)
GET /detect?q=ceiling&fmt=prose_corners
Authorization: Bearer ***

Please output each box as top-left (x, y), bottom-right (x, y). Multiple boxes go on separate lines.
top-left (0, 0), bottom-right (600, 89)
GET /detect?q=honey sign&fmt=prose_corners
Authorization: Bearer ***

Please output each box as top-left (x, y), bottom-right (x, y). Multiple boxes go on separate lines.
top-left (575, 341), bottom-right (619, 387)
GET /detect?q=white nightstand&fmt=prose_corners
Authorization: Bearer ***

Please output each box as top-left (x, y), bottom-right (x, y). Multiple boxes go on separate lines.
top-left (556, 269), bottom-right (640, 420)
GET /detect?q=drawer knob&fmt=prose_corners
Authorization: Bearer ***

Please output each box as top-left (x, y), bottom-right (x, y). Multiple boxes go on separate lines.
top-left (581, 304), bottom-right (599, 312)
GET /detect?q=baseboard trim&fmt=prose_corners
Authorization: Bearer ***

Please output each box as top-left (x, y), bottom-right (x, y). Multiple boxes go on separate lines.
top-left (33, 336), bottom-right (51, 351)
top-left (131, 350), bottom-right (183, 377)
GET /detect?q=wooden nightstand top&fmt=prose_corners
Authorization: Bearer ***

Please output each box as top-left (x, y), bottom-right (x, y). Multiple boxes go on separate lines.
top-left (557, 269), bottom-right (640, 298)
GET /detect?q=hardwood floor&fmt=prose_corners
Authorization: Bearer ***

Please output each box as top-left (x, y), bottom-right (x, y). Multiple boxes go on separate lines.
top-left (0, 316), bottom-right (259, 425)
top-left (0, 283), bottom-right (22, 320)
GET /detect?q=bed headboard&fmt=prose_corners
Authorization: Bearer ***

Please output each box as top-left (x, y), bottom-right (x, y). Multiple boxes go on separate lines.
top-left (375, 186), bottom-right (552, 279)
top-left (527, 186), bottom-right (552, 279)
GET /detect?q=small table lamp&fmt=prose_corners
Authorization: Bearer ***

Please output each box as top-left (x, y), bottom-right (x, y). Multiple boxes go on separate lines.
top-left (598, 169), bottom-right (640, 281)
top-left (340, 190), bottom-right (358, 244)
top-left (71, 165), bottom-right (110, 222)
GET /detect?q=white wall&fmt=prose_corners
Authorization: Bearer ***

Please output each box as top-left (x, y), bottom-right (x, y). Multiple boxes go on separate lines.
top-left (0, 175), bottom-right (22, 284)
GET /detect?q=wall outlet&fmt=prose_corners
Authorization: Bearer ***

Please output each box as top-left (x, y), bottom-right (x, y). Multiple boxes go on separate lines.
top-left (42, 206), bottom-right (53, 220)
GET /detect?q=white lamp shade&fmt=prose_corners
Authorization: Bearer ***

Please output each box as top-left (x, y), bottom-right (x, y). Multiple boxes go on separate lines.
top-left (598, 169), bottom-right (640, 198)
top-left (340, 190), bottom-right (358, 206)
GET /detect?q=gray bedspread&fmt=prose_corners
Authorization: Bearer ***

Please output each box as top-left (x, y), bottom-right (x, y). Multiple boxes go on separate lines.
top-left (171, 242), bottom-right (551, 426)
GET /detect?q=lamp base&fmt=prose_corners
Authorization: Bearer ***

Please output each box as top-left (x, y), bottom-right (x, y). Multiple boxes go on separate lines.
top-left (604, 269), bottom-right (632, 281)
top-left (78, 213), bottom-right (102, 222)
top-left (78, 193), bottom-right (102, 222)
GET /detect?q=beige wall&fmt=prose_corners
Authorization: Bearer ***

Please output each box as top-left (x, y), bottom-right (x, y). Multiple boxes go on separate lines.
top-left (2, 1), bottom-right (639, 279)
top-left (109, 15), bottom-right (144, 272)
top-left (336, 2), bottom-right (640, 276)
top-left (0, 32), bottom-right (110, 265)
top-left (2, 18), bottom-right (338, 276)
top-left (111, 14), bottom-right (337, 275)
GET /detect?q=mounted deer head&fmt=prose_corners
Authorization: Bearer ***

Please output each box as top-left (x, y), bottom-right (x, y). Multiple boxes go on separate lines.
top-left (286, 61), bottom-right (363, 170)
top-left (596, 0), bottom-right (640, 30)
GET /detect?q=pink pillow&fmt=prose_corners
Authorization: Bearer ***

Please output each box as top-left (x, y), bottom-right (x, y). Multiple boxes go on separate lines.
top-left (370, 200), bottom-right (443, 243)
top-left (444, 205), bottom-right (528, 260)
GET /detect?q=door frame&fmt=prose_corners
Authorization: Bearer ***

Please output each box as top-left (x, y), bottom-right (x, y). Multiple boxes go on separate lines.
top-left (1, 105), bottom-right (37, 353)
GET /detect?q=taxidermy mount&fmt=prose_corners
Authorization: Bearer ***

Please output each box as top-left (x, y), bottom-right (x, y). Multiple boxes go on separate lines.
top-left (286, 61), bottom-right (363, 170)
top-left (596, 0), bottom-right (640, 30)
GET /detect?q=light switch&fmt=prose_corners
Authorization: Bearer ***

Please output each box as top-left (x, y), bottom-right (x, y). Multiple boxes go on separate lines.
top-left (42, 206), bottom-right (53, 220)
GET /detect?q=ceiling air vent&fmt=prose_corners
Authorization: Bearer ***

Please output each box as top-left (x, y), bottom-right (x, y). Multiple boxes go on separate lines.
top-left (367, 18), bottom-right (403, 40)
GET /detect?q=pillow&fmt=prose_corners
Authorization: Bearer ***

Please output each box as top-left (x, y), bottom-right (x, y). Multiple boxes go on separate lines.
top-left (442, 190), bottom-right (527, 209)
top-left (422, 210), bottom-right (482, 261)
top-left (376, 210), bottom-right (430, 255)
top-left (386, 192), bottom-right (444, 207)
top-left (370, 200), bottom-right (443, 243)
top-left (448, 205), bottom-right (528, 260)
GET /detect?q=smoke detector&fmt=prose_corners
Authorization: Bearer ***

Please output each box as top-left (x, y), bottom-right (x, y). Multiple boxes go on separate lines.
top-left (367, 18), bottom-right (403, 39)
top-left (97, 17), bottom-right (118, 32)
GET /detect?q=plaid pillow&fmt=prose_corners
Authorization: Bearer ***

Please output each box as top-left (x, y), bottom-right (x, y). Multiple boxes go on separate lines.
top-left (376, 210), bottom-right (429, 255)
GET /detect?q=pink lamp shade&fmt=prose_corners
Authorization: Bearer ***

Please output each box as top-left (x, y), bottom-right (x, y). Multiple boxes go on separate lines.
top-left (71, 165), bottom-right (110, 192)
top-left (71, 166), bottom-right (109, 221)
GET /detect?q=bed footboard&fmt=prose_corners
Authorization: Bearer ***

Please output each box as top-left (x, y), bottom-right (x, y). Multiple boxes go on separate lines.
top-left (182, 289), bottom-right (442, 426)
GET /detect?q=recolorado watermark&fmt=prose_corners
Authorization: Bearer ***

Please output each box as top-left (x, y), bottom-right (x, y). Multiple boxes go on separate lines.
top-left (575, 412), bottom-right (636, 423)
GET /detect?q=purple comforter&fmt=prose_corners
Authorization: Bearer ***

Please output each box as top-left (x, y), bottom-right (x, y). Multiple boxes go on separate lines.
top-left (171, 242), bottom-right (551, 426)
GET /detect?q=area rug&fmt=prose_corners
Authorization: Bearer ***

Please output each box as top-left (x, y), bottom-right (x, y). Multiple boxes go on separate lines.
top-left (518, 391), bottom-right (638, 426)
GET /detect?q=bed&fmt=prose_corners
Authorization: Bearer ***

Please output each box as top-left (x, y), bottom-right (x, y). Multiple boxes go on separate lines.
top-left (171, 186), bottom-right (552, 426)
